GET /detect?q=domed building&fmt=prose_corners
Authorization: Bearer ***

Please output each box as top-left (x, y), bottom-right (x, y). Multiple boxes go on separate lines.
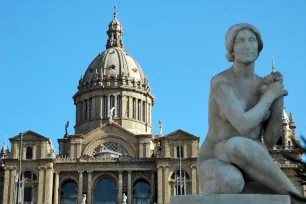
top-left (0, 6), bottom-right (304, 204)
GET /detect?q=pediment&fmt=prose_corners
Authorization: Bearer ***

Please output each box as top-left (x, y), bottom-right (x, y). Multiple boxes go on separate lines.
top-left (162, 129), bottom-right (200, 141)
top-left (10, 130), bottom-right (49, 141)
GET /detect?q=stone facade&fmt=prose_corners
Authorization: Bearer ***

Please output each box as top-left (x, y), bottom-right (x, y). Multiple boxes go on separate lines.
top-left (0, 6), bottom-right (304, 204)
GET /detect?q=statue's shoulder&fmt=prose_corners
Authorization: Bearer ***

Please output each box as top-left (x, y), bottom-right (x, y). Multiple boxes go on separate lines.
top-left (210, 69), bottom-right (231, 88)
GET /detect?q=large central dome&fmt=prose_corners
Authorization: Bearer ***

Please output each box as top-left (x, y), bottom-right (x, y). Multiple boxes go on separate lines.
top-left (83, 47), bottom-right (146, 82)
top-left (73, 6), bottom-right (154, 135)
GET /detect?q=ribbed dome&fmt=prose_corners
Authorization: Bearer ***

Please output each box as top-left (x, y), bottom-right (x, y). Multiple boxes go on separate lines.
top-left (83, 47), bottom-right (145, 81)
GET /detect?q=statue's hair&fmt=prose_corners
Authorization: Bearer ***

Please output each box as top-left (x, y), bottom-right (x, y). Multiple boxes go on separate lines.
top-left (225, 23), bottom-right (263, 62)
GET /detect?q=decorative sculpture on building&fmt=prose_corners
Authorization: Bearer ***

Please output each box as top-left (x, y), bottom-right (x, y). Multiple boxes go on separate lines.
top-left (109, 107), bottom-right (115, 122)
top-left (196, 23), bottom-right (305, 203)
top-left (81, 194), bottom-right (86, 204)
top-left (158, 120), bottom-right (163, 136)
top-left (122, 193), bottom-right (127, 204)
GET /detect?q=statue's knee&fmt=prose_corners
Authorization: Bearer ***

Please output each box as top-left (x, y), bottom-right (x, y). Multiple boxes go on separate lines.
top-left (198, 159), bottom-right (245, 194)
top-left (225, 137), bottom-right (252, 161)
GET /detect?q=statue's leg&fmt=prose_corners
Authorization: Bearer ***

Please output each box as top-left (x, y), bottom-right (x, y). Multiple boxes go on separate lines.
top-left (222, 137), bottom-right (301, 196)
top-left (197, 158), bottom-right (245, 194)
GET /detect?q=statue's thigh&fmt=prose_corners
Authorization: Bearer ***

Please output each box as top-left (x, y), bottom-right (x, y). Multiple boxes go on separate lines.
top-left (198, 159), bottom-right (245, 194)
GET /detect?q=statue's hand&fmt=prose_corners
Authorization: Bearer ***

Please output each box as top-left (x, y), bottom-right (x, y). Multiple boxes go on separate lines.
top-left (263, 71), bottom-right (283, 85)
top-left (265, 81), bottom-right (288, 100)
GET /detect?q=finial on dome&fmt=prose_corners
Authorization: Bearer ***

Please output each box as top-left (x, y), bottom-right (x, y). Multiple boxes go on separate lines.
top-left (272, 56), bottom-right (275, 73)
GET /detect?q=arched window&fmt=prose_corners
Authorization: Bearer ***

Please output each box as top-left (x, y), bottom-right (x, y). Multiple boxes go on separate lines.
top-left (142, 101), bottom-right (146, 122)
top-left (61, 180), bottom-right (78, 204)
top-left (94, 178), bottom-right (117, 204)
top-left (176, 144), bottom-right (184, 158)
top-left (117, 95), bottom-right (121, 117)
top-left (171, 170), bottom-right (190, 195)
top-left (133, 180), bottom-right (150, 204)
top-left (110, 95), bottom-right (115, 117)
top-left (26, 147), bottom-right (33, 159)
top-left (21, 171), bottom-right (38, 202)
top-left (89, 98), bottom-right (92, 119)
top-left (103, 95), bottom-right (108, 118)
top-left (137, 99), bottom-right (141, 120)
top-left (132, 98), bottom-right (136, 119)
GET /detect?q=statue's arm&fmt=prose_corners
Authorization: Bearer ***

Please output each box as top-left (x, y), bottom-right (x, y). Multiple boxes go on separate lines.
top-left (212, 75), bottom-right (275, 136)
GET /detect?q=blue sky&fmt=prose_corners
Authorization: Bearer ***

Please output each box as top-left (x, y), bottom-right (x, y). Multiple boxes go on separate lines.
top-left (1, 1), bottom-right (306, 150)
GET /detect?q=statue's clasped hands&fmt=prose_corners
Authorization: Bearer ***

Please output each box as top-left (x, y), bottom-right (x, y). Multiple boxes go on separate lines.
top-left (260, 71), bottom-right (288, 100)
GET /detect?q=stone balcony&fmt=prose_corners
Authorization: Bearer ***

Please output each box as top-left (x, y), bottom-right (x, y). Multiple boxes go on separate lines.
top-left (55, 156), bottom-right (154, 163)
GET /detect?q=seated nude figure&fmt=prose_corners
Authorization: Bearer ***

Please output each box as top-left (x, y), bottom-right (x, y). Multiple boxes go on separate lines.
top-left (197, 23), bottom-right (305, 203)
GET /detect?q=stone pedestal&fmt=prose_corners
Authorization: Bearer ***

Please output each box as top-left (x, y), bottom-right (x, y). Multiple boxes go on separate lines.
top-left (170, 194), bottom-right (290, 204)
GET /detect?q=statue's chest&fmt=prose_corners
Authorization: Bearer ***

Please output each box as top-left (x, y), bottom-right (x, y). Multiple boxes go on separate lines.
top-left (233, 85), bottom-right (260, 111)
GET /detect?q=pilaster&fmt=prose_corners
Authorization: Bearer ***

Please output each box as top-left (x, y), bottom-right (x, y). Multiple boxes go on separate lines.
top-left (150, 170), bottom-right (155, 204)
top-left (164, 166), bottom-right (170, 204)
top-left (87, 171), bottom-right (93, 204)
top-left (127, 170), bottom-right (132, 204)
top-left (53, 171), bottom-right (60, 204)
top-left (2, 168), bottom-right (10, 204)
top-left (191, 165), bottom-right (197, 195)
top-left (78, 171), bottom-right (83, 204)
top-left (157, 166), bottom-right (163, 204)
top-left (9, 167), bottom-right (16, 203)
top-left (183, 144), bottom-right (187, 158)
top-left (118, 171), bottom-right (123, 204)
top-left (45, 166), bottom-right (54, 204)
top-left (37, 166), bottom-right (45, 203)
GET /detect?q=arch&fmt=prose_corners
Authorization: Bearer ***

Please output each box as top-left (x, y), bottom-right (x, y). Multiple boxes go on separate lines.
top-left (93, 174), bottom-right (117, 204)
top-left (60, 179), bottom-right (78, 204)
top-left (26, 147), bottom-right (33, 159)
top-left (132, 176), bottom-right (151, 187)
top-left (59, 175), bottom-right (78, 188)
top-left (92, 172), bottom-right (118, 188)
top-left (133, 179), bottom-right (150, 204)
top-left (169, 169), bottom-right (191, 181)
top-left (83, 136), bottom-right (136, 157)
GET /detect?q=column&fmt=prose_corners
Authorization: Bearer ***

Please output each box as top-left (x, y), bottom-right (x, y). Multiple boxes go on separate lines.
top-left (87, 171), bottom-right (93, 204)
top-left (76, 102), bottom-right (79, 124)
top-left (99, 96), bottom-right (103, 119)
top-left (45, 166), bottom-right (54, 204)
top-left (129, 96), bottom-right (133, 119)
top-left (146, 143), bottom-right (151, 158)
top-left (191, 142), bottom-right (197, 158)
top-left (78, 171), bottom-right (83, 204)
top-left (114, 95), bottom-right (118, 117)
top-left (139, 142), bottom-right (144, 158)
top-left (127, 171), bottom-right (132, 204)
top-left (157, 166), bottom-right (163, 204)
top-left (13, 142), bottom-right (18, 159)
top-left (33, 145), bottom-right (37, 160)
top-left (37, 166), bottom-right (45, 203)
top-left (41, 142), bottom-right (45, 158)
top-left (9, 167), bottom-right (16, 203)
top-left (191, 165), bottom-right (197, 195)
top-left (118, 171), bottom-right (123, 204)
top-left (150, 171), bottom-right (155, 204)
top-left (183, 144), bottom-right (187, 158)
top-left (164, 166), bottom-right (170, 204)
top-left (2, 168), bottom-right (9, 204)
top-left (53, 171), bottom-right (60, 204)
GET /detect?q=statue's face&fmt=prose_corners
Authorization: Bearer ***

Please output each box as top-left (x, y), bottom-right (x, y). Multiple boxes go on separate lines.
top-left (233, 29), bottom-right (258, 64)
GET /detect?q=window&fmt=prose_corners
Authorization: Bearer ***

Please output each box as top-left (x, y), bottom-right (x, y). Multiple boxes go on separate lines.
top-left (137, 99), bottom-right (141, 120)
top-left (177, 145), bottom-right (184, 158)
top-left (117, 95), bottom-right (121, 117)
top-left (142, 101), bottom-right (146, 122)
top-left (103, 96), bottom-right (108, 118)
top-left (132, 98), bottom-right (136, 119)
top-left (26, 147), bottom-right (33, 159)
top-left (110, 95), bottom-right (115, 117)
top-left (171, 170), bottom-right (190, 195)
top-left (84, 100), bottom-right (88, 120)
top-left (89, 98), bottom-right (92, 119)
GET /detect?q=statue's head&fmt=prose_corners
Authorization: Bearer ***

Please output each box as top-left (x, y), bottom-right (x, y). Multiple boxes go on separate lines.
top-left (225, 23), bottom-right (263, 64)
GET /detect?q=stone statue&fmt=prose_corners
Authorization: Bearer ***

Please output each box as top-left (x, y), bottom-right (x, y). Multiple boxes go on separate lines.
top-left (158, 120), bottom-right (163, 136)
top-left (65, 121), bottom-right (69, 135)
top-left (122, 193), bottom-right (127, 204)
top-left (196, 23), bottom-right (305, 203)
top-left (81, 194), bottom-right (86, 204)
top-left (109, 107), bottom-right (115, 122)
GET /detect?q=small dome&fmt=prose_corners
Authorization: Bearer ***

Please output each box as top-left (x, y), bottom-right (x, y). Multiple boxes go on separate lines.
top-left (83, 47), bottom-right (145, 81)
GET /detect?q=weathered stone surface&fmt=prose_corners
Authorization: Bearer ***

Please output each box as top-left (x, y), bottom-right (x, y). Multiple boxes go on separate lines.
top-left (170, 194), bottom-right (290, 204)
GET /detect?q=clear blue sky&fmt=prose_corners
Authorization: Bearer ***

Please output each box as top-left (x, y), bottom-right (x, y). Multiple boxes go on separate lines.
top-left (1, 1), bottom-right (306, 151)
